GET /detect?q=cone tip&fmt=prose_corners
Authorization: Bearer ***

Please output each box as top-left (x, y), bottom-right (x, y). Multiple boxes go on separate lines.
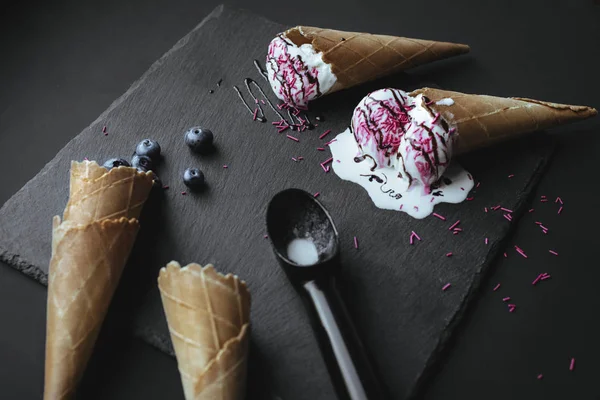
top-left (455, 43), bottom-right (471, 54)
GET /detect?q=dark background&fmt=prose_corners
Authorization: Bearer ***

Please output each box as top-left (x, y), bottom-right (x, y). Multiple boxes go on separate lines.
top-left (0, 0), bottom-right (599, 399)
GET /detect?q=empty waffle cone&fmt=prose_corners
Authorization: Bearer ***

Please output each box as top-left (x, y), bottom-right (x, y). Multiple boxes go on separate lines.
top-left (44, 217), bottom-right (139, 400)
top-left (63, 160), bottom-right (154, 224)
top-left (284, 26), bottom-right (470, 94)
top-left (409, 87), bottom-right (598, 154)
top-left (158, 261), bottom-right (251, 400)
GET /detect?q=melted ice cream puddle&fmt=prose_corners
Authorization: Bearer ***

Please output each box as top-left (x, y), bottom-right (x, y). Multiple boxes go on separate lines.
top-left (330, 129), bottom-right (473, 219)
top-left (286, 238), bottom-right (320, 265)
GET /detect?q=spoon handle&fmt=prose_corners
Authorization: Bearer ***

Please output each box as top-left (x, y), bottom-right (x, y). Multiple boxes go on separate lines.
top-left (303, 278), bottom-right (385, 400)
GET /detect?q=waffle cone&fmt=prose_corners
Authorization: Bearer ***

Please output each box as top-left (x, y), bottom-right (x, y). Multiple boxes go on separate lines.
top-left (158, 261), bottom-right (251, 400)
top-left (44, 217), bottom-right (139, 400)
top-left (284, 26), bottom-right (470, 93)
top-left (63, 160), bottom-right (154, 224)
top-left (409, 87), bottom-right (598, 154)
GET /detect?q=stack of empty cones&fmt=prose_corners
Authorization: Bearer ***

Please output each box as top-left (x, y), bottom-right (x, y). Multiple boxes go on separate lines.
top-left (158, 261), bottom-right (251, 400)
top-left (44, 160), bottom-right (154, 399)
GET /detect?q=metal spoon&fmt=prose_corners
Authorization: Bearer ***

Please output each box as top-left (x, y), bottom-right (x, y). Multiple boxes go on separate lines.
top-left (266, 188), bottom-right (385, 400)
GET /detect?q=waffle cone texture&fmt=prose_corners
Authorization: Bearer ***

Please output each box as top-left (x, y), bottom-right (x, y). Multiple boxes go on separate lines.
top-left (284, 26), bottom-right (470, 93)
top-left (158, 261), bottom-right (251, 400)
top-left (409, 87), bottom-right (597, 154)
top-left (44, 161), bottom-right (154, 399)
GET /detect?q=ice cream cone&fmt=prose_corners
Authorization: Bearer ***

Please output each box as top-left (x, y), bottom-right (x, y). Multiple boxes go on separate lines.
top-left (158, 261), bottom-right (251, 400)
top-left (285, 26), bottom-right (470, 93)
top-left (44, 217), bottom-right (139, 400)
top-left (409, 87), bottom-right (598, 154)
top-left (63, 161), bottom-right (154, 225)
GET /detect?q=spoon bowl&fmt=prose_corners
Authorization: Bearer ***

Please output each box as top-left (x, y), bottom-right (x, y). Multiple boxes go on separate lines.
top-left (266, 188), bottom-right (340, 284)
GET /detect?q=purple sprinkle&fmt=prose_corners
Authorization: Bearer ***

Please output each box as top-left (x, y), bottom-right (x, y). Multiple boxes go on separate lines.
top-left (433, 213), bottom-right (446, 221)
top-left (448, 220), bottom-right (461, 230)
top-left (354, 236), bottom-right (359, 249)
top-left (493, 283), bottom-right (501, 291)
top-left (442, 283), bottom-right (451, 291)
top-left (319, 129), bottom-right (332, 140)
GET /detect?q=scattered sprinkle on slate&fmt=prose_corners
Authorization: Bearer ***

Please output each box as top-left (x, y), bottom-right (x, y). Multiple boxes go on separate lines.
top-left (319, 129), bottom-right (331, 140)
top-left (433, 213), bottom-right (446, 221)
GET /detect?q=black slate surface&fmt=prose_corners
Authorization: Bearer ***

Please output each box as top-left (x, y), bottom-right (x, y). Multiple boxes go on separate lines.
top-left (0, 5), bottom-right (556, 399)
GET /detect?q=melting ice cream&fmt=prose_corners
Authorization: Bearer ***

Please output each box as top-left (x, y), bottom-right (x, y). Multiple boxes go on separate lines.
top-left (266, 34), bottom-right (337, 108)
top-left (329, 87), bottom-right (596, 218)
top-left (265, 26), bottom-right (471, 109)
top-left (330, 88), bottom-right (473, 219)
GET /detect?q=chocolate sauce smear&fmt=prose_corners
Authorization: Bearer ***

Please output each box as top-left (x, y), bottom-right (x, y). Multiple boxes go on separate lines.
top-left (232, 60), bottom-right (322, 130)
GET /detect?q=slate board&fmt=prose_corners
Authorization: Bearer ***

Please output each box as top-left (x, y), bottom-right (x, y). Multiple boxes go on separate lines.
top-left (0, 5), bottom-right (555, 399)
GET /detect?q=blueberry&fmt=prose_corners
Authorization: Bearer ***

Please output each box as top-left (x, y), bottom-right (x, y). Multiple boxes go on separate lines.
top-left (183, 167), bottom-right (205, 189)
top-left (185, 127), bottom-right (214, 153)
top-left (102, 158), bottom-right (130, 170)
top-left (135, 139), bottom-right (161, 161)
top-left (131, 154), bottom-right (153, 172)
